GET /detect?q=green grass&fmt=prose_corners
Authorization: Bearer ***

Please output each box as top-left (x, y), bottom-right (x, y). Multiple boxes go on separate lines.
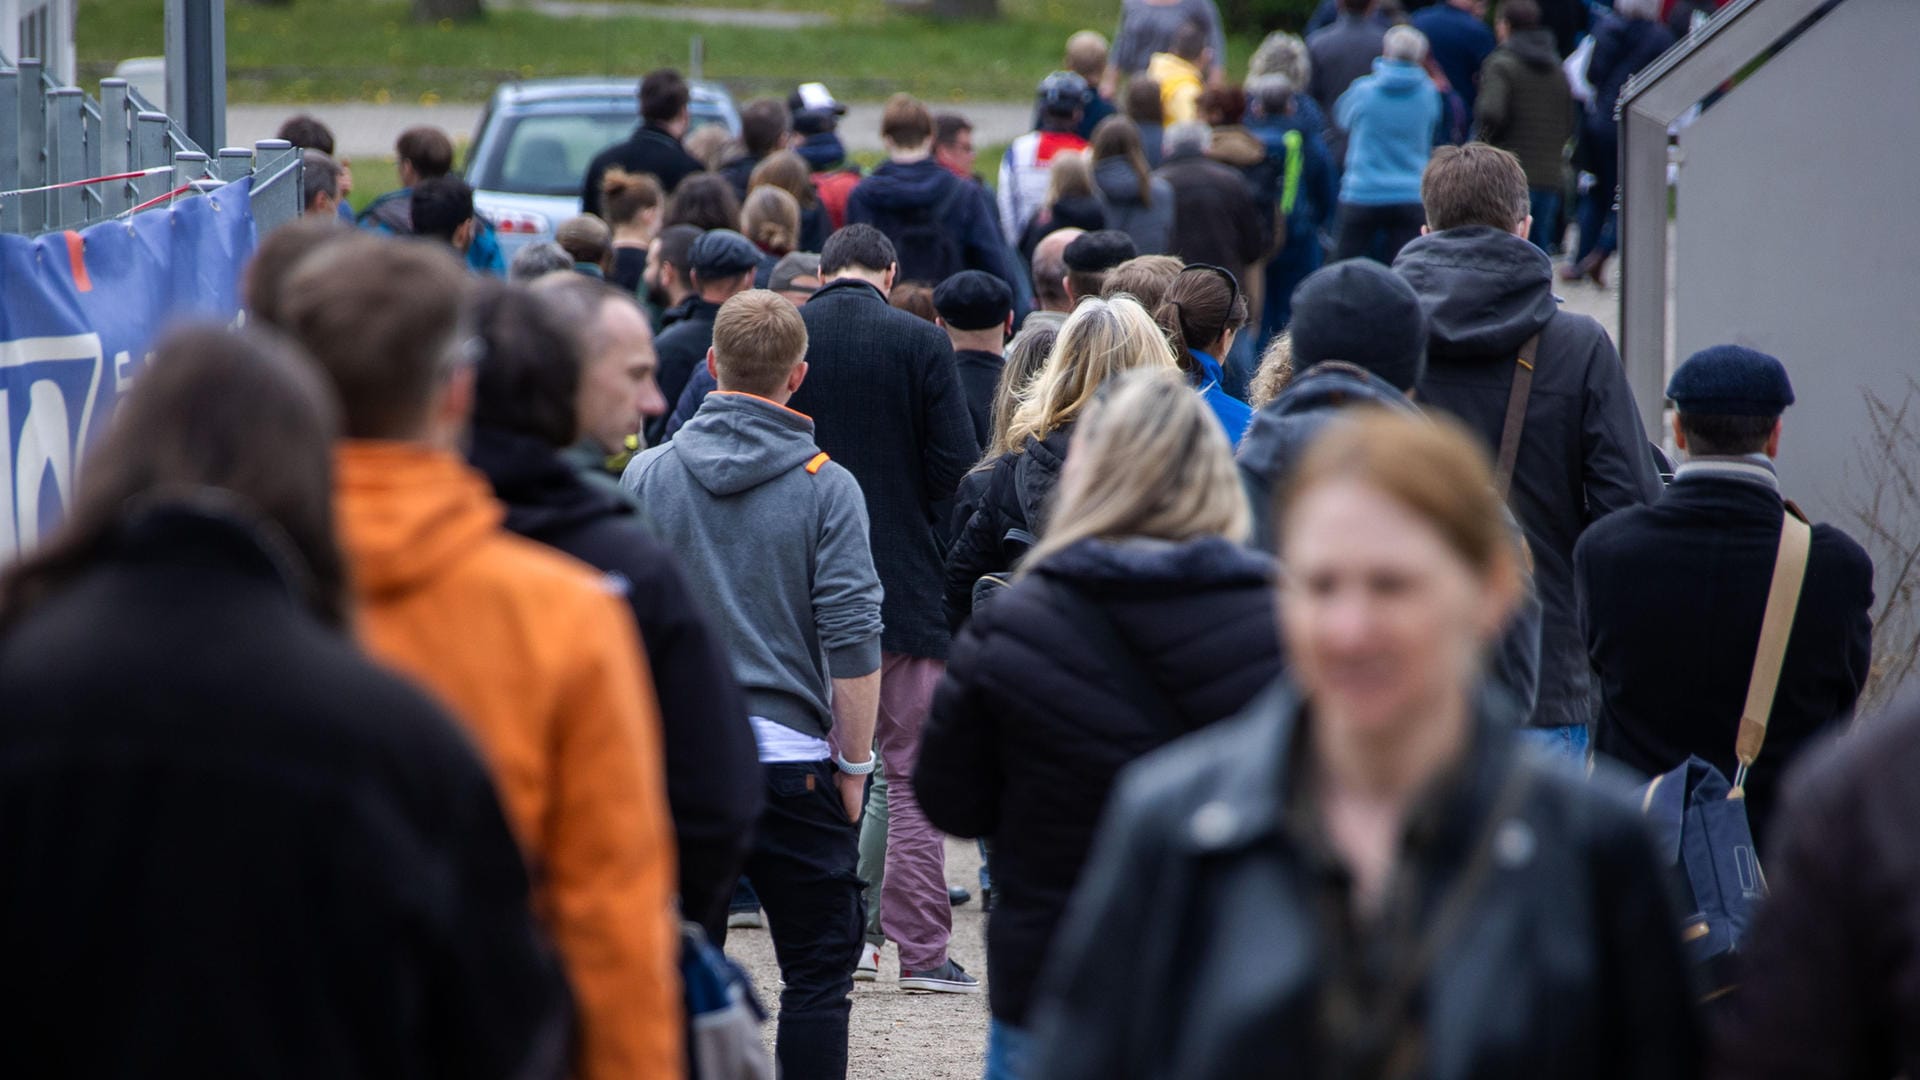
top-left (77, 0), bottom-right (1270, 104)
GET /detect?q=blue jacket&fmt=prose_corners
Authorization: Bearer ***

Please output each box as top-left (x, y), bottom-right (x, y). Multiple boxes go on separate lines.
top-left (1190, 350), bottom-right (1251, 448)
top-left (1411, 2), bottom-right (1497, 115)
top-left (1245, 112), bottom-right (1336, 239)
top-left (1334, 58), bottom-right (1442, 206)
top-left (846, 158), bottom-right (1020, 290)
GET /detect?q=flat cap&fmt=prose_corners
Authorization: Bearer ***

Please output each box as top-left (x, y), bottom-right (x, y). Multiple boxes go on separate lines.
top-left (1666, 345), bottom-right (1795, 417)
top-left (770, 251), bottom-right (822, 295)
top-left (932, 270), bottom-right (1013, 331)
top-left (1291, 260), bottom-right (1427, 392)
top-left (1063, 229), bottom-right (1138, 274)
top-left (689, 228), bottom-right (763, 277)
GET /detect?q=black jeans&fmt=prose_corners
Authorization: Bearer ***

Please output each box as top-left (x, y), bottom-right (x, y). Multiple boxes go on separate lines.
top-left (716, 760), bottom-right (864, 1079)
top-left (1334, 201), bottom-right (1427, 265)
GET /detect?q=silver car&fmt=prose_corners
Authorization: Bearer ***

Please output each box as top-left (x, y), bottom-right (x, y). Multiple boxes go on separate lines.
top-left (466, 78), bottom-right (740, 260)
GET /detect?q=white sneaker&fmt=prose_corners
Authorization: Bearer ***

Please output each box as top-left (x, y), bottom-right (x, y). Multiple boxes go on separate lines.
top-left (853, 941), bottom-right (882, 982)
top-left (726, 908), bottom-right (763, 929)
top-left (899, 958), bottom-right (981, 994)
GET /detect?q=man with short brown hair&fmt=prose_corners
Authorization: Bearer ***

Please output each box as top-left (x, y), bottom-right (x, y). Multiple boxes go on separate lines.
top-left (625, 289), bottom-right (882, 1080)
top-left (1420, 142), bottom-right (1532, 233)
top-left (848, 94), bottom-right (1021, 290)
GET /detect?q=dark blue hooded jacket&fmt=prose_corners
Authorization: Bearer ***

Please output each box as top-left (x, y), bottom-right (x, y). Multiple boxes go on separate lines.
top-left (845, 158), bottom-right (1021, 291)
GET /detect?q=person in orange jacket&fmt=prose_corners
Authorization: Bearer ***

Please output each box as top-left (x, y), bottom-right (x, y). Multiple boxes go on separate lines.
top-left (278, 234), bottom-right (684, 1080)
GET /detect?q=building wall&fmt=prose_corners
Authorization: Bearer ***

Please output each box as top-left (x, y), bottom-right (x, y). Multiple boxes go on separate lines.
top-left (1674, 0), bottom-right (1920, 599)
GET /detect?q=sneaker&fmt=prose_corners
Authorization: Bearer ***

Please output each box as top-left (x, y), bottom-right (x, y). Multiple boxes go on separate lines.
top-left (854, 942), bottom-right (882, 983)
top-left (899, 958), bottom-right (981, 994)
top-left (726, 908), bottom-right (763, 930)
top-left (948, 885), bottom-right (972, 907)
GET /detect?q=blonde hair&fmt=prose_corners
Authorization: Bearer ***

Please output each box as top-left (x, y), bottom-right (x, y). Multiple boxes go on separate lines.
top-left (1046, 150), bottom-right (1096, 207)
top-left (712, 289), bottom-right (808, 396)
top-left (984, 326), bottom-right (1059, 459)
top-left (1247, 330), bottom-right (1296, 410)
top-left (1023, 367), bottom-right (1250, 572)
top-left (1005, 295), bottom-right (1177, 450)
top-left (742, 185), bottom-right (801, 256)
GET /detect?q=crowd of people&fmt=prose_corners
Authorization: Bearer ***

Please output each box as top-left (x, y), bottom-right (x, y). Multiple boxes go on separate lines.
top-left (2, 0), bottom-right (1910, 1077)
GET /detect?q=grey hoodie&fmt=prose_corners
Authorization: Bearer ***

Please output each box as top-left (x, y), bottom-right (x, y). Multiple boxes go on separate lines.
top-left (623, 391), bottom-right (883, 739)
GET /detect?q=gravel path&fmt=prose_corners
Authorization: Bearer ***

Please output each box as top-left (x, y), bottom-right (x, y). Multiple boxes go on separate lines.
top-left (726, 836), bottom-right (993, 1079)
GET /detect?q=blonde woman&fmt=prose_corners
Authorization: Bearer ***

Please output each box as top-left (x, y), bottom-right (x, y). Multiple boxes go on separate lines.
top-left (1028, 410), bottom-right (1698, 1080)
top-left (919, 368), bottom-right (1284, 1080)
top-left (942, 295), bottom-right (1176, 626)
top-left (1018, 151), bottom-right (1107, 264)
top-left (946, 326), bottom-right (1059, 544)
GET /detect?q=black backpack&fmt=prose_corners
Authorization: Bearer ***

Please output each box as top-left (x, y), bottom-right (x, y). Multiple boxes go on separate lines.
top-left (890, 177), bottom-right (967, 285)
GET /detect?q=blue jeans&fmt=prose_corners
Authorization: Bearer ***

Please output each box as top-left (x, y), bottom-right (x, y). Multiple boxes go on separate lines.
top-left (1519, 723), bottom-right (1590, 764)
top-left (1527, 188), bottom-right (1563, 255)
top-left (984, 1019), bottom-right (1033, 1080)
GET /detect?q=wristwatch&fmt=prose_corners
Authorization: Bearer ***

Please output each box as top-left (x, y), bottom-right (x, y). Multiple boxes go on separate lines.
top-left (834, 750), bottom-right (877, 776)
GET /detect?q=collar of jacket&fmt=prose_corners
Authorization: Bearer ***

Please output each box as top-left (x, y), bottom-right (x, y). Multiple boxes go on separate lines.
top-left (810, 277), bottom-right (887, 305)
top-left (111, 495), bottom-right (314, 605)
top-left (632, 121), bottom-right (683, 145)
top-left (1173, 679), bottom-right (1524, 857)
top-left (1673, 454), bottom-right (1778, 493)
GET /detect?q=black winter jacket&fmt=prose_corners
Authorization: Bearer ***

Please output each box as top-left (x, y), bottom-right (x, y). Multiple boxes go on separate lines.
top-left (470, 425), bottom-right (761, 936)
top-left (953, 348), bottom-right (1004, 449)
top-left (788, 278), bottom-right (982, 659)
top-left (1575, 468), bottom-right (1873, 847)
top-left (918, 536), bottom-right (1284, 1025)
top-left (1029, 680), bottom-right (1701, 1080)
top-left (1155, 150), bottom-right (1272, 278)
top-left (1395, 226), bottom-right (1663, 729)
top-left (650, 295), bottom-right (722, 445)
top-left (0, 506), bottom-right (569, 1077)
top-left (943, 424), bottom-right (1073, 629)
top-left (581, 122), bottom-right (704, 216)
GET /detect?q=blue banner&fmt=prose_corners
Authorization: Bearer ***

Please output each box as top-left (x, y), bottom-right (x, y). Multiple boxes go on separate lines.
top-left (0, 179), bottom-right (255, 560)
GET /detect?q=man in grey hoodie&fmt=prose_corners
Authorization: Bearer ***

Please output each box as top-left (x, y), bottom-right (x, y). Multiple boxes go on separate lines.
top-left (622, 290), bottom-right (881, 1080)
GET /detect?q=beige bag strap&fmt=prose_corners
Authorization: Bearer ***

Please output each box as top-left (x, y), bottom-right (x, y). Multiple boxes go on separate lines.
top-left (1730, 507), bottom-right (1812, 797)
top-left (1493, 334), bottom-right (1542, 500)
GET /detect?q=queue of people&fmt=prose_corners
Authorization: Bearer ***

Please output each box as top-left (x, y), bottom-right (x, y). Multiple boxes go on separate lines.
top-left (0, 5), bottom-right (1902, 1077)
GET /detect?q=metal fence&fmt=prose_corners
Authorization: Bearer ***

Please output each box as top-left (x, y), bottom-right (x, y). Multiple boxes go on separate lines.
top-left (0, 49), bottom-right (300, 238)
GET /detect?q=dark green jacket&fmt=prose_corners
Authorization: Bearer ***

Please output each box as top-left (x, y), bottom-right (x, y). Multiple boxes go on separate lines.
top-left (1475, 29), bottom-right (1576, 189)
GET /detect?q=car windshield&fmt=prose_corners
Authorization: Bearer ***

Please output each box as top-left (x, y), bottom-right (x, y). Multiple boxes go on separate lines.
top-left (470, 102), bottom-right (738, 198)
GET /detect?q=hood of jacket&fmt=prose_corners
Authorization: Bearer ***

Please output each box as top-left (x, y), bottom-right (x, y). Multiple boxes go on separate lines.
top-left (1503, 27), bottom-right (1561, 69)
top-left (1392, 225), bottom-right (1557, 359)
top-left (1238, 362), bottom-right (1418, 481)
top-left (1045, 194), bottom-right (1108, 234)
top-left (1037, 534), bottom-right (1275, 590)
top-left (335, 441), bottom-right (505, 600)
top-left (1369, 56), bottom-right (1434, 95)
top-left (797, 131), bottom-right (852, 172)
top-left (468, 424), bottom-right (631, 541)
top-left (1208, 126), bottom-right (1267, 169)
top-left (668, 391), bottom-right (820, 497)
top-left (1094, 157), bottom-right (1152, 205)
top-left (1014, 426), bottom-right (1074, 526)
top-left (857, 158), bottom-right (959, 213)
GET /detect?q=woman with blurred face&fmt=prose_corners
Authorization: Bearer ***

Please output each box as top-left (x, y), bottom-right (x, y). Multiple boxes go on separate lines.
top-left (1026, 409), bottom-right (1701, 1080)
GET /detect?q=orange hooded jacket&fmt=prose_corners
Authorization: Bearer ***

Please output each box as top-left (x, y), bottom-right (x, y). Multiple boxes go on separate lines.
top-left (335, 441), bottom-right (682, 1080)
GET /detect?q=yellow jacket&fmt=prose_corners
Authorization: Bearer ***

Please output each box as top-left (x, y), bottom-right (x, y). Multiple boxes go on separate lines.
top-left (1148, 52), bottom-right (1204, 125)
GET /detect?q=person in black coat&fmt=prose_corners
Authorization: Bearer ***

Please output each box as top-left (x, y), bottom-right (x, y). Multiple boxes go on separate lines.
top-left (1575, 346), bottom-right (1874, 846)
top-left (1394, 145), bottom-right (1662, 745)
top-left (932, 270), bottom-right (1015, 447)
top-left (1154, 121), bottom-right (1272, 285)
top-left (919, 370), bottom-right (1284, 1064)
top-left (467, 281), bottom-right (761, 941)
top-left (1027, 409), bottom-right (1699, 1080)
top-left (0, 327), bottom-right (568, 1077)
top-left (582, 68), bottom-right (706, 217)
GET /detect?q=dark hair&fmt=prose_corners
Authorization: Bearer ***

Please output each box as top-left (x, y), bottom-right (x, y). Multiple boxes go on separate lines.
top-left (640, 69), bottom-right (691, 124)
top-left (890, 281), bottom-right (937, 323)
top-left (246, 216), bottom-right (356, 329)
top-left (1498, 0), bottom-right (1542, 30)
top-left (1089, 116), bottom-right (1153, 207)
top-left (0, 325), bottom-right (347, 631)
top-left (738, 98), bottom-right (791, 157)
top-left (663, 173), bottom-right (741, 232)
top-left (1123, 78), bottom-right (1164, 124)
top-left (281, 235), bottom-right (471, 440)
top-left (1679, 413), bottom-right (1775, 456)
top-left (1422, 142), bottom-right (1530, 232)
top-left (411, 175), bottom-right (475, 242)
top-left (395, 125), bottom-right (454, 178)
top-left (1339, 0), bottom-right (1374, 13)
top-left (302, 150), bottom-right (341, 207)
top-left (933, 112), bottom-right (973, 149)
top-left (656, 223), bottom-right (703, 271)
top-left (880, 93), bottom-right (934, 149)
top-left (1154, 265), bottom-right (1248, 373)
top-left (471, 282), bottom-right (582, 448)
top-left (277, 114), bottom-right (335, 156)
top-left (1198, 85), bottom-right (1246, 126)
top-left (601, 166), bottom-right (664, 227)
top-left (1170, 20), bottom-right (1207, 61)
top-left (820, 223), bottom-right (897, 275)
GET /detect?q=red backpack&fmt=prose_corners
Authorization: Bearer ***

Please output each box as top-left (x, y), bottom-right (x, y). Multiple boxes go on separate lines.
top-left (812, 169), bottom-right (861, 231)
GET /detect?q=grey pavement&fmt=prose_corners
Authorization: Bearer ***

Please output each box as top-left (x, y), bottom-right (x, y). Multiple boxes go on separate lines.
top-left (228, 99), bottom-right (1034, 159)
top-left (489, 0), bottom-right (830, 28)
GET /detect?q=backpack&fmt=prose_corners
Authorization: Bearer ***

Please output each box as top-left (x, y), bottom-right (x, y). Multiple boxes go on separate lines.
top-left (812, 168), bottom-right (861, 230)
top-left (890, 177), bottom-right (967, 285)
top-left (1638, 508), bottom-right (1812, 1004)
top-left (681, 922), bottom-right (772, 1080)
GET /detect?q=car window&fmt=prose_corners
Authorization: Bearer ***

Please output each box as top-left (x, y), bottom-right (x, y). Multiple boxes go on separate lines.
top-left (473, 111), bottom-right (637, 196)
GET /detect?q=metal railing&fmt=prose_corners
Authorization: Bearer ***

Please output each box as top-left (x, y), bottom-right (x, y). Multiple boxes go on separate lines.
top-left (0, 49), bottom-right (301, 238)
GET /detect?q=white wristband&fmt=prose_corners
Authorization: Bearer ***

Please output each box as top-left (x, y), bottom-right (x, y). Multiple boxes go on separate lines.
top-left (834, 750), bottom-right (877, 776)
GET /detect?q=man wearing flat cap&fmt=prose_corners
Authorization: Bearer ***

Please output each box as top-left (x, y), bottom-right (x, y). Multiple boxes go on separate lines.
top-left (1574, 345), bottom-right (1875, 846)
top-left (932, 270), bottom-right (1014, 445)
top-left (1060, 229), bottom-right (1138, 306)
top-left (652, 229), bottom-right (764, 443)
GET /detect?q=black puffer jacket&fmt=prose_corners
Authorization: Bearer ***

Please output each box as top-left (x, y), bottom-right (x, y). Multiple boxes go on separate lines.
top-left (470, 425), bottom-right (761, 938)
top-left (917, 535), bottom-right (1285, 1025)
top-left (942, 424), bottom-right (1074, 629)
